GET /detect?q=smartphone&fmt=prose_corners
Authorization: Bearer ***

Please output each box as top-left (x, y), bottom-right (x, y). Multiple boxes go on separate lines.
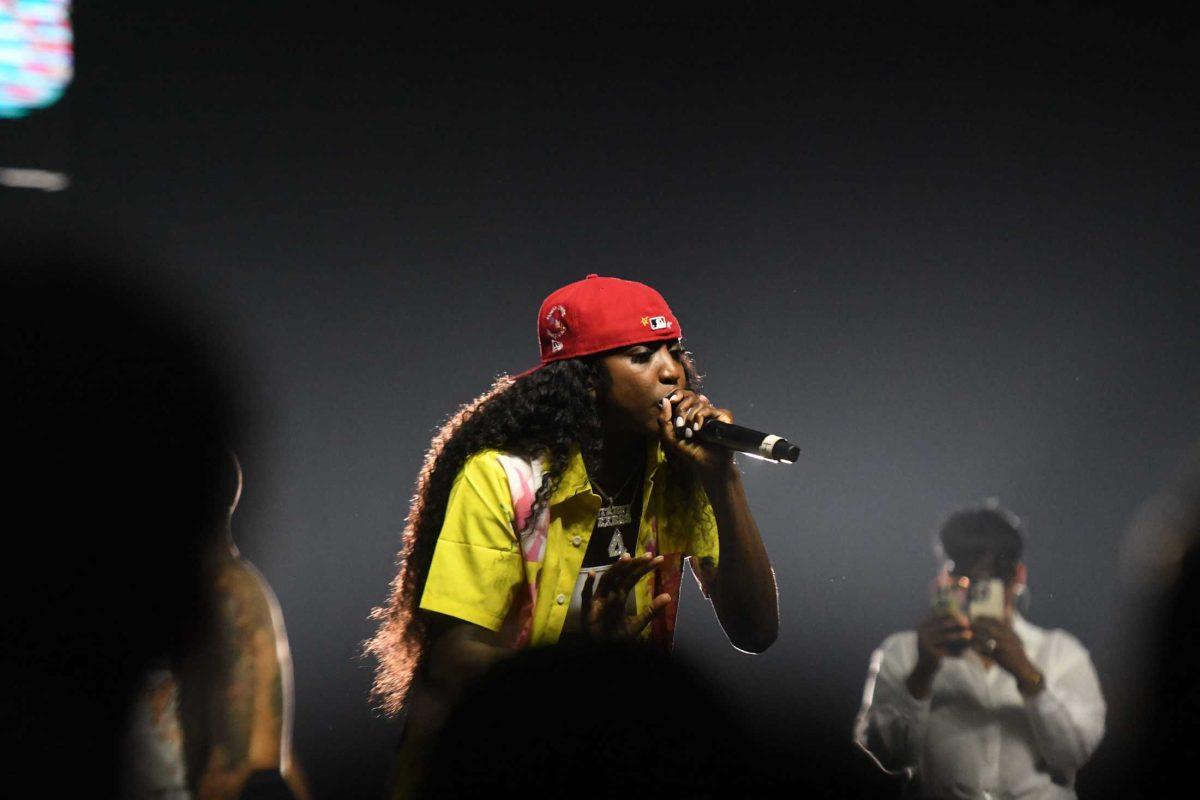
top-left (968, 578), bottom-right (1006, 621)
top-left (932, 568), bottom-right (968, 614)
top-left (930, 570), bottom-right (969, 654)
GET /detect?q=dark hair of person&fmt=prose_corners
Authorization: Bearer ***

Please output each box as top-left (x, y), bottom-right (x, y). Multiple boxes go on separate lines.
top-left (938, 506), bottom-right (1024, 581)
top-left (366, 351), bottom-right (703, 714)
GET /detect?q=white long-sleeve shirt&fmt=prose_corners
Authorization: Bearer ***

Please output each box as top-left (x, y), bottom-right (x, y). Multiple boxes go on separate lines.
top-left (855, 615), bottom-right (1106, 799)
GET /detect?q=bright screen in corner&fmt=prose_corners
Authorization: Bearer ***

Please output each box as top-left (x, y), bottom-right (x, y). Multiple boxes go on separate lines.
top-left (0, 0), bottom-right (73, 119)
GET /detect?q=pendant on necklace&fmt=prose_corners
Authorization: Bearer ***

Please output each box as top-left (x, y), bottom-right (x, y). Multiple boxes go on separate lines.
top-left (596, 503), bottom-right (632, 529)
top-left (607, 529), bottom-right (627, 558)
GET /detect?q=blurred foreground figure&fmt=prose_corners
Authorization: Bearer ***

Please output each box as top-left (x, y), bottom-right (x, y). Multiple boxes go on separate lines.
top-left (123, 453), bottom-right (309, 800)
top-left (1, 248), bottom-right (302, 799)
top-left (421, 640), bottom-right (747, 799)
top-left (1, 252), bottom-right (236, 797)
top-left (855, 506), bottom-right (1105, 798)
top-left (1115, 444), bottom-right (1200, 796)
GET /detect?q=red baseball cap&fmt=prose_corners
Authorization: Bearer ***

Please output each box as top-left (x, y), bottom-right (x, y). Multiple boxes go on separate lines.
top-left (528, 274), bottom-right (681, 371)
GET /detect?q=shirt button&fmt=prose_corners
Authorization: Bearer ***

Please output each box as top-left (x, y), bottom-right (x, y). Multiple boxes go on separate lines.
top-left (556, 594), bottom-right (566, 605)
top-left (571, 535), bottom-right (582, 547)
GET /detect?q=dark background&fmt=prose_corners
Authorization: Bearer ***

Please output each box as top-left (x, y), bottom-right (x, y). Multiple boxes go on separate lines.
top-left (4, 4), bottom-right (1197, 797)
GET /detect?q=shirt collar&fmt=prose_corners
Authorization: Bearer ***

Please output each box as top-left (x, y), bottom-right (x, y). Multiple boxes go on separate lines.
top-left (549, 439), bottom-right (667, 506)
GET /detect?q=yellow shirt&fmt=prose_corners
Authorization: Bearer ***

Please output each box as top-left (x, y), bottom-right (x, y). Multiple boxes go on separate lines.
top-left (419, 441), bottom-right (719, 648)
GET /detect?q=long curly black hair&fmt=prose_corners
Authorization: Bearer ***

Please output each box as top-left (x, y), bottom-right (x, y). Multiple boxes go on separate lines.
top-left (366, 353), bottom-right (702, 714)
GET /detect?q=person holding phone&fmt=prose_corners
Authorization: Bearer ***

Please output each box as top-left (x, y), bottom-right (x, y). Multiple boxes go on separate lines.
top-left (855, 505), bottom-right (1106, 799)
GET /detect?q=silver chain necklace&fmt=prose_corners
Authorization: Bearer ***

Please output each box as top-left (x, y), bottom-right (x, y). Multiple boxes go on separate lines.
top-left (592, 463), bottom-right (641, 557)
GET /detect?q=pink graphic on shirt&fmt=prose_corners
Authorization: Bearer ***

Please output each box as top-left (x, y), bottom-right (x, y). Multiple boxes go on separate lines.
top-left (510, 461), bottom-right (535, 532)
top-left (497, 454), bottom-right (552, 648)
top-left (498, 454), bottom-right (549, 564)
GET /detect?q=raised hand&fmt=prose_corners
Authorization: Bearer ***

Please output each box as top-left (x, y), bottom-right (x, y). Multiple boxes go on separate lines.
top-left (582, 553), bottom-right (672, 641)
top-left (970, 616), bottom-right (1044, 696)
top-left (907, 610), bottom-right (972, 699)
top-left (917, 610), bottom-right (973, 665)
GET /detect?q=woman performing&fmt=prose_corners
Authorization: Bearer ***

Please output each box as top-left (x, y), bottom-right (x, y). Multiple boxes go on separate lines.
top-left (367, 274), bottom-right (779, 795)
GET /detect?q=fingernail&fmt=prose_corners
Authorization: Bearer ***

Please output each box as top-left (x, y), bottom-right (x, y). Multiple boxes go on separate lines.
top-left (692, 421), bottom-right (700, 431)
top-left (684, 428), bottom-right (693, 438)
top-left (675, 416), bottom-right (683, 427)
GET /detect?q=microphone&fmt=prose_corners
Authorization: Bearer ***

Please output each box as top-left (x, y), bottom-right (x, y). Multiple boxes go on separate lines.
top-left (694, 420), bottom-right (800, 464)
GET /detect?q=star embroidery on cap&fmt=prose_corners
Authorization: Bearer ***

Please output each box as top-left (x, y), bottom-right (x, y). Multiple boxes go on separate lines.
top-left (640, 316), bottom-right (650, 327)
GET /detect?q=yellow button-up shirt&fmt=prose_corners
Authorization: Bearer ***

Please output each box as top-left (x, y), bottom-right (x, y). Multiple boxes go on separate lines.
top-left (419, 441), bottom-right (719, 648)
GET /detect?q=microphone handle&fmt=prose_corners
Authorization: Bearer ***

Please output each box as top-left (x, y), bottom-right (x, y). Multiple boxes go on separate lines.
top-left (694, 420), bottom-right (800, 464)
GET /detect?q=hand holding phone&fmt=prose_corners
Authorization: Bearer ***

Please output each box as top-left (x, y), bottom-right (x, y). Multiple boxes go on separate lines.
top-left (968, 578), bottom-right (1006, 621)
top-left (927, 571), bottom-right (971, 657)
top-left (932, 570), bottom-right (968, 616)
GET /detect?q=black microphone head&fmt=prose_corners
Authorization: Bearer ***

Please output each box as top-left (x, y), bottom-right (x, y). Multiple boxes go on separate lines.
top-left (772, 440), bottom-right (801, 464)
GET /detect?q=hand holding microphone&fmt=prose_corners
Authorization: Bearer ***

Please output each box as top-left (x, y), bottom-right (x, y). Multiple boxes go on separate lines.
top-left (659, 391), bottom-right (800, 466)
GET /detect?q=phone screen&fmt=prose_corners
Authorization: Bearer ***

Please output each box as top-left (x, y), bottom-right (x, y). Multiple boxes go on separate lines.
top-left (931, 569), bottom-right (969, 617)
